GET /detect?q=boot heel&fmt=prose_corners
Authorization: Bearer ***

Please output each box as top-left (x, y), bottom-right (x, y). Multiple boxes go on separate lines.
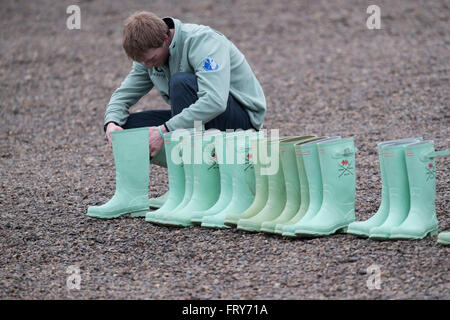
top-left (429, 229), bottom-right (438, 237)
top-left (337, 226), bottom-right (348, 233)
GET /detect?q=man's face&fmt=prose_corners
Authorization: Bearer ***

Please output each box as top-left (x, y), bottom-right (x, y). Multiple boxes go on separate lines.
top-left (141, 36), bottom-right (170, 69)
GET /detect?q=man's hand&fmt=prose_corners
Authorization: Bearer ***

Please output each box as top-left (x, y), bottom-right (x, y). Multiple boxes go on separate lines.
top-left (149, 125), bottom-right (168, 157)
top-left (105, 122), bottom-right (123, 146)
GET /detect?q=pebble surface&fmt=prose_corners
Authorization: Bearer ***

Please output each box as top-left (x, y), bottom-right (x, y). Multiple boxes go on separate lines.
top-left (0, 0), bottom-right (448, 299)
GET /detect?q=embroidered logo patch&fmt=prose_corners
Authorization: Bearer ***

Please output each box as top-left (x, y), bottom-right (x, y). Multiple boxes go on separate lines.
top-left (338, 159), bottom-right (354, 177)
top-left (426, 163), bottom-right (435, 181)
top-left (203, 57), bottom-right (219, 71)
top-left (208, 149), bottom-right (219, 171)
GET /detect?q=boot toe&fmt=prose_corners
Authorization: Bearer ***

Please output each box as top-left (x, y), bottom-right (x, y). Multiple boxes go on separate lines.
top-left (369, 226), bottom-right (392, 240)
top-left (437, 233), bottom-right (450, 245)
top-left (237, 219), bottom-right (261, 232)
top-left (346, 222), bottom-right (371, 237)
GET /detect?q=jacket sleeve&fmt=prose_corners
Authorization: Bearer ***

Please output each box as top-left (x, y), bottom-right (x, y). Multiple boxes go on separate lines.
top-left (165, 32), bottom-right (230, 131)
top-left (104, 61), bottom-right (153, 127)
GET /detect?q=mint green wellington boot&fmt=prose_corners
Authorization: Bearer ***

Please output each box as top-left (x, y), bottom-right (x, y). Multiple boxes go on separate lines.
top-left (200, 131), bottom-right (261, 229)
top-left (148, 131), bottom-right (195, 224)
top-left (437, 232), bottom-right (450, 245)
top-left (147, 129), bottom-right (187, 209)
top-left (260, 136), bottom-right (318, 234)
top-left (281, 137), bottom-right (340, 236)
top-left (347, 138), bottom-right (421, 237)
top-left (272, 136), bottom-right (329, 235)
top-left (189, 131), bottom-right (235, 225)
top-left (145, 131), bottom-right (189, 222)
top-left (156, 130), bottom-right (222, 227)
top-left (390, 141), bottom-right (449, 240)
top-left (369, 142), bottom-right (412, 240)
top-left (294, 137), bottom-right (358, 236)
top-left (224, 134), bottom-right (269, 228)
top-left (237, 136), bottom-right (293, 232)
top-left (87, 127), bottom-right (150, 219)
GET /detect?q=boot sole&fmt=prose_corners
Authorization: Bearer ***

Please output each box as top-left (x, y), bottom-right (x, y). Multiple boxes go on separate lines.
top-left (389, 229), bottom-right (438, 240)
top-left (201, 223), bottom-right (230, 229)
top-left (437, 238), bottom-right (450, 245)
top-left (294, 225), bottom-right (349, 237)
top-left (87, 208), bottom-right (148, 219)
top-left (260, 227), bottom-right (277, 234)
top-left (149, 218), bottom-right (193, 227)
top-left (346, 229), bottom-right (370, 238)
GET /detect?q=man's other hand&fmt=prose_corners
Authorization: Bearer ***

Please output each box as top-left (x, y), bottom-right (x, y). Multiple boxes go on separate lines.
top-left (105, 122), bottom-right (124, 146)
top-left (149, 125), bottom-right (167, 157)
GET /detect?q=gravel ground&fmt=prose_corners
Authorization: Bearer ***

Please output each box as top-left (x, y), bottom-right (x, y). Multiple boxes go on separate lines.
top-left (0, 0), bottom-right (449, 300)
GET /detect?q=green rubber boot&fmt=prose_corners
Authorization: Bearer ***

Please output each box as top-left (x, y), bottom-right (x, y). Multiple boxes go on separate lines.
top-left (237, 136), bottom-right (292, 232)
top-left (148, 131), bottom-right (196, 224)
top-left (275, 136), bottom-right (334, 236)
top-left (294, 137), bottom-right (358, 236)
top-left (87, 127), bottom-right (150, 219)
top-left (281, 137), bottom-right (341, 236)
top-left (148, 191), bottom-right (169, 209)
top-left (437, 232), bottom-right (450, 245)
top-left (156, 130), bottom-right (222, 227)
top-left (390, 141), bottom-right (449, 239)
top-left (224, 134), bottom-right (269, 228)
top-left (148, 128), bottom-right (196, 209)
top-left (347, 138), bottom-right (421, 237)
top-left (200, 131), bottom-right (261, 229)
top-left (145, 130), bottom-right (190, 222)
top-left (189, 131), bottom-right (235, 225)
top-left (369, 142), bottom-right (412, 240)
top-left (260, 136), bottom-right (317, 234)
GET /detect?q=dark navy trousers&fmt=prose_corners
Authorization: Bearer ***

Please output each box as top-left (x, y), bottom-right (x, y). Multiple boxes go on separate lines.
top-left (122, 72), bottom-right (254, 131)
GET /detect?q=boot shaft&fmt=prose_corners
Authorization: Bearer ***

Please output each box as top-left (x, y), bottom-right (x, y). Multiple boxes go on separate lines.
top-left (381, 142), bottom-right (411, 204)
top-left (317, 137), bottom-right (357, 204)
top-left (404, 140), bottom-right (448, 210)
top-left (279, 136), bottom-right (316, 201)
top-left (376, 138), bottom-right (423, 209)
top-left (110, 127), bottom-right (150, 190)
top-left (297, 137), bottom-right (341, 209)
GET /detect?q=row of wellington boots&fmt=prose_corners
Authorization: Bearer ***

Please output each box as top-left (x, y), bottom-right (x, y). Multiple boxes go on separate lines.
top-left (236, 135), bottom-right (314, 232)
top-left (259, 136), bottom-right (322, 233)
top-left (200, 130), bottom-right (260, 228)
top-left (293, 137), bottom-right (358, 236)
top-left (148, 130), bottom-right (222, 227)
top-left (87, 127), bottom-right (150, 218)
top-left (280, 136), bottom-right (341, 236)
top-left (346, 138), bottom-right (421, 237)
